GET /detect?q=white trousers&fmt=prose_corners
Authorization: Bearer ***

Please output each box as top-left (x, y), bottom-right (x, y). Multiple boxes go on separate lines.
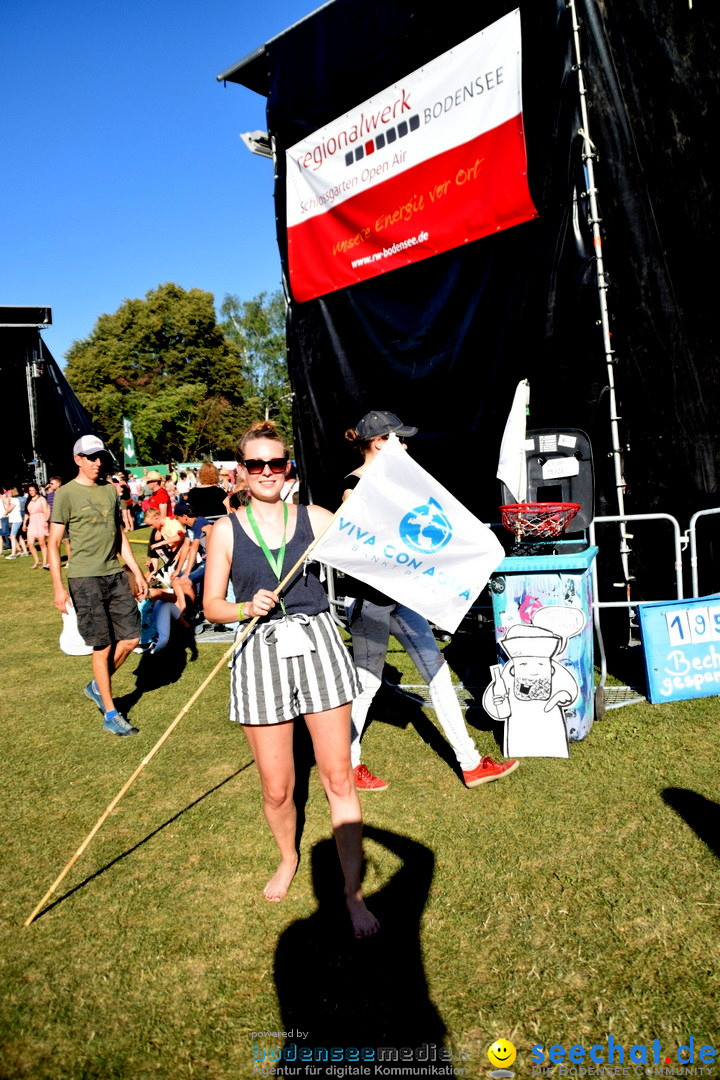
top-left (349, 600), bottom-right (481, 771)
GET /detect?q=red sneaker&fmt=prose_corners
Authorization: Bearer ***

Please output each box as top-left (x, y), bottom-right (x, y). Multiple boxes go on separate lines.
top-left (353, 764), bottom-right (389, 791)
top-left (463, 756), bottom-right (519, 788)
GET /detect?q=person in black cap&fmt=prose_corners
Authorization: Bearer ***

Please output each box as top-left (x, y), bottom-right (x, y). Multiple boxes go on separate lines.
top-left (342, 411), bottom-right (519, 791)
top-left (48, 435), bottom-right (148, 736)
top-left (172, 499), bottom-right (214, 594)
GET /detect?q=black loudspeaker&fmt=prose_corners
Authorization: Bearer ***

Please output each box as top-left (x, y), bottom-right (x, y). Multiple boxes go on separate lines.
top-left (0, 306), bottom-right (52, 326)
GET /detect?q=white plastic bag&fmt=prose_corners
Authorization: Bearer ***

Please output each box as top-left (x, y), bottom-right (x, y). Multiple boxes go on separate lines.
top-left (59, 602), bottom-right (93, 656)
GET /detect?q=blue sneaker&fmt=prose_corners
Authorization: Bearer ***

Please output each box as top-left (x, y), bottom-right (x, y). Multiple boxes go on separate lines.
top-left (103, 712), bottom-right (139, 736)
top-left (84, 681), bottom-right (104, 713)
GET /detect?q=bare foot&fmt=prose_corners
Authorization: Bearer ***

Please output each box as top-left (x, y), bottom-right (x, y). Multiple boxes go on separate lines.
top-left (263, 855), bottom-right (298, 902)
top-left (347, 897), bottom-right (380, 939)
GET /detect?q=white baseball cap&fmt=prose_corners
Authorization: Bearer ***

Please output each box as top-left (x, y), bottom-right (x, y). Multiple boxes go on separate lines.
top-left (73, 434), bottom-right (108, 456)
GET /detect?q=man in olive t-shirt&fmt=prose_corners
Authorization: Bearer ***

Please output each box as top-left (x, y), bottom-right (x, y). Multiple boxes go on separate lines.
top-left (49, 435), bottom-right (148, 736)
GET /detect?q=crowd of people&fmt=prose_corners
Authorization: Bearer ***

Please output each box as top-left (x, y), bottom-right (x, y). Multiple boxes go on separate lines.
top-left (133, 460), bottom-right (299, 645)
top-left (1, 477), bottom-right (65, 568)
top-left (3, 455), bottom-right (304, 676)
top-left (2, 460), bottom-right (299, 577)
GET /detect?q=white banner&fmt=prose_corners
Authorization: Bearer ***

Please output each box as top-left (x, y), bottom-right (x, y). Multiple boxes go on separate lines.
top-left (285, 9), bottom-right (536, 302)
top-left (313, 435), bottom-right (505, 633)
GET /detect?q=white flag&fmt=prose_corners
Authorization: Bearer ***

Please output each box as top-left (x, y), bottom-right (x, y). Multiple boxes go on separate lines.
top-left (313, 435), bottom-right (505, 633)
top-left (496, 379), bottom-right (529, 503)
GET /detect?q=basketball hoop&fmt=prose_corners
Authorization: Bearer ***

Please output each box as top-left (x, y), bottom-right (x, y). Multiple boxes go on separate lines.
top-left (499, 502), bottom-right (581, 540)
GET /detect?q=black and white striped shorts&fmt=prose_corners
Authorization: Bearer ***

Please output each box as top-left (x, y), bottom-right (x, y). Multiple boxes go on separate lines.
top-left (229, 611), bottom-right (361, 725)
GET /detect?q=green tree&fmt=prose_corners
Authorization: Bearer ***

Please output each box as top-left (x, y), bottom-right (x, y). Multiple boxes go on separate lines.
top-left (219, 290), bottom-right (293, 445)
top-left (65, 283), bottom-right (254, 463)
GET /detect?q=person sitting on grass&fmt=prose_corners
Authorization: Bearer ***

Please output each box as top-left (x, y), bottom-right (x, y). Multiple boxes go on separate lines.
top-left (171, 499), bottom-right (213, 595)
top-left (143, 507), bottom-right (185, 576)
top-left (131, 566), bottom-right (197, 657)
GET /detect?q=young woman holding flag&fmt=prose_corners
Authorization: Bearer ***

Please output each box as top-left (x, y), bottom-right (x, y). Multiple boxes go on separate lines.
top-left (203, 421), bottom-right (378, 939)
top-left (342, 410), bottom-right (519, 792)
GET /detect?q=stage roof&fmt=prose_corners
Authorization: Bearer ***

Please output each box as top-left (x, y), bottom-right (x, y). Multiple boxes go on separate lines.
top-left (216, 0), bottom-right (334, 95)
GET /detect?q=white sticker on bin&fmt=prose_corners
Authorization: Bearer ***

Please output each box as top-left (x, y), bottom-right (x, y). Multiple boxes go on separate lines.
top-left (542, 457), bottom-right (580, 480)
top-left (538, 435), bottom-right (558, 452)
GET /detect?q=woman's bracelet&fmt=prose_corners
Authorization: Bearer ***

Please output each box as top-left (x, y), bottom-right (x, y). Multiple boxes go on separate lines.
top-left (238, 601), bottom-right (249, 620)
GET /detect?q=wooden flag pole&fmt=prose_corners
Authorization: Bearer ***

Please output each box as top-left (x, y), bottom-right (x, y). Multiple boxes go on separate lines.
top-left (24, 637), bottom-right (241, 927)
top-left (23, 505), bottom-right (346, 928)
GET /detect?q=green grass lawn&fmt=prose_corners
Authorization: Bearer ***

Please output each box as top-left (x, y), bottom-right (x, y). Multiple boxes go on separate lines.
top-left (1, 554), bottom-right (718, 1079)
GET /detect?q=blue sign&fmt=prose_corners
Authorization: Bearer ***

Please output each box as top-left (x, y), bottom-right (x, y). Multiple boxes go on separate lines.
top-left (637, 593), bottom-right (720, 703)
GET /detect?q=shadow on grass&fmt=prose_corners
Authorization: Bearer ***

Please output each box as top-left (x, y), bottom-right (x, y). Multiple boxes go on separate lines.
top-left (440, 629), bottom-right (509, 747)
top-left (373, 667), bottom-right (461, 775)
top-left (291, 720), bottom-right (315, 850)
top-left (361, 661), bottom-right (504, 776)
top-left (33, 763), bottom-right (254, 921)
top-left (290, 671), bottom-right (464, 793)
top-left (115, 635), bottom-right (199, 718)
top-left (662, 788), bottom-right (720, 860)
top-left (274, 825), bottom-right (445, 1078)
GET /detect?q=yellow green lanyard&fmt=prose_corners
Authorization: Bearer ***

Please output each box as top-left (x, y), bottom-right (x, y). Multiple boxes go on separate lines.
top-left (246, 502), bottom-right (288, 616)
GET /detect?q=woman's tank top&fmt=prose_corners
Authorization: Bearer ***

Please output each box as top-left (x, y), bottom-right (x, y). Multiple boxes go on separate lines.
top-left (230, 504), bottom-right (329, 621)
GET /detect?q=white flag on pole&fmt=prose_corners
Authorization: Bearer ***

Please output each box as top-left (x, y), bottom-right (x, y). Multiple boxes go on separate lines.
top-left (496, 379), bottom-right (529, 503)
top-left (313, 435), bottom-right (505, 633)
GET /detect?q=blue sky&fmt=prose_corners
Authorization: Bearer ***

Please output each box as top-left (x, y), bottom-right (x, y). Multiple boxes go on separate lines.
top-left (2, 0), bottom-right (317, 365)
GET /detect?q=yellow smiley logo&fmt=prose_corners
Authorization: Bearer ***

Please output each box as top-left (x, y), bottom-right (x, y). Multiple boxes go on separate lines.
top-left (487, 1039), bottom-right (517, 1068)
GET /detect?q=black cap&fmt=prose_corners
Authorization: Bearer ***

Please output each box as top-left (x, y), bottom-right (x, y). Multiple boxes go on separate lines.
top-left (174, 499), bottom-right (192, 516)
top-left (355, 410), bottom-right (418, 439)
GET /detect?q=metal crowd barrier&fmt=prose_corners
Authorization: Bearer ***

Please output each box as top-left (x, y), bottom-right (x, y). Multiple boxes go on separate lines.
top-left (589, 513), bottom-right (683, 701)
top-left (686, 507), bottom-right (720, 598)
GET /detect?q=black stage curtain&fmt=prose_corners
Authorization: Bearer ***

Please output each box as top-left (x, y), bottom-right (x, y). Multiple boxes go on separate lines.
top-left (0, 329), bottom-right (95, 486)
top-left (259, 0), bottom-right (718, 596)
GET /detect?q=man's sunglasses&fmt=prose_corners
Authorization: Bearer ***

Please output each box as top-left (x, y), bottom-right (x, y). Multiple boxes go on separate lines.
top-left (79, 453), bottom-right (105, 462)
top-left (242, 457), bottom-right (288, 475)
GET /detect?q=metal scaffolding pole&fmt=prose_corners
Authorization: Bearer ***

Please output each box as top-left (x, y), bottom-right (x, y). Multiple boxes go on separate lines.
top-left (25, 340), bottom-right (47, 487)
top-left (568, 0), bottom-right (635, 631)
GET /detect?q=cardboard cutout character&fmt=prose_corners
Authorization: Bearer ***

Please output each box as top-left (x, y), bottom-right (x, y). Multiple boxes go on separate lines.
top-left (483, 606), bottom-right (585, 757)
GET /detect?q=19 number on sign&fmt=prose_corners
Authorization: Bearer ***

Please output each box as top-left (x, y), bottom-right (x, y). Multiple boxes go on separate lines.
top-left (665, 606), bottom-right (720, 646)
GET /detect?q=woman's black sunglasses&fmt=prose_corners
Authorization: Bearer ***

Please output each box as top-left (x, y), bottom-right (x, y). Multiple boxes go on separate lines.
top-left (242, 457), bottom-right (288, 475)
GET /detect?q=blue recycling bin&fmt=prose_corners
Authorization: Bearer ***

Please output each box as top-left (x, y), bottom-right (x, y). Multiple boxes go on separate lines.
top-left (487, 546), bottom-right (598, 754)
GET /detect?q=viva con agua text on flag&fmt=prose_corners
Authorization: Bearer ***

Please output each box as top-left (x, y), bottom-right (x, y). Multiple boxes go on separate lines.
top-left (312, 435), bottom-right (505, 633)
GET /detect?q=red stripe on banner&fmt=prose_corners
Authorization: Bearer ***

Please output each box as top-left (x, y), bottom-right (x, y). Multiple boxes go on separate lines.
top-left (287, 114), bottom-right (537, 303)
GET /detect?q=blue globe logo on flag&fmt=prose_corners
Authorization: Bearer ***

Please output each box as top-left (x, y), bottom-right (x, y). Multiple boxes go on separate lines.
top-left (399, 498), bottom-right (453, 554)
